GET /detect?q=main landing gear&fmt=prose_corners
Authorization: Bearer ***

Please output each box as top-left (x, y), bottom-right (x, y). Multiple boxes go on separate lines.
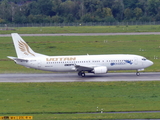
top-left (78, 71), bottom-right (85, 77)
top-left (136, 71), bottom-right (140, 76)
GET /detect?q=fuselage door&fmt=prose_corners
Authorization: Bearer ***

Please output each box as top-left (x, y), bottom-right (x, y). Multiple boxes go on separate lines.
top-left (37, 60), bottom-right (41, 68)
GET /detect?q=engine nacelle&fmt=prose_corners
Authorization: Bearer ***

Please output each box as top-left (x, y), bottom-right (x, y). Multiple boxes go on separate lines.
top-left (93, 66), bottom-right (107, 74)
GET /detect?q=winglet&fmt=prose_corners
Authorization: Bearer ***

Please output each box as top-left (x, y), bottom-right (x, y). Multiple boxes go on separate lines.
top-left (11, 33), bottom-right (46, 58)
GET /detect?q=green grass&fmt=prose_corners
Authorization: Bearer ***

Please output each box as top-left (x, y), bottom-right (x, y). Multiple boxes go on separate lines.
top-left (1, 25), bottom-right (160, 34)
top-left (33, 113), bottom-right (160, 119)
top-left (2, 113), bottom-right (160, 120)
top-left (1, 81), bottom-right (160, 119)
top-left (0, 35), bottom-right (159, 73)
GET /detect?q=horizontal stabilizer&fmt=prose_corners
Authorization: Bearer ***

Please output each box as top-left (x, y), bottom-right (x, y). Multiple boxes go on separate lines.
top-left (7, 56), bottom-right (28, 62)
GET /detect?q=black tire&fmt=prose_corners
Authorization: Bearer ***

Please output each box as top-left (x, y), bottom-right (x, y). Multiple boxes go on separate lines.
top-left (81, 72), bottom-right (85, 77)
top-left (136, 72), bottom-right (140, 76)
top-left (78, 71), bottom-right (81, 76)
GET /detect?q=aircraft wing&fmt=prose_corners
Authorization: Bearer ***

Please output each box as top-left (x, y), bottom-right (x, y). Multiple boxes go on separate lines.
top-left (74, 64), bottom-right (99, 71)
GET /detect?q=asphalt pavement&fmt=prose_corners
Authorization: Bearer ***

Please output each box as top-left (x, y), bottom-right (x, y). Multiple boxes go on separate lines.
top-left (1, 32), bottom-right (160, 37)
top-left (0, 72), bottom-right (160, 83)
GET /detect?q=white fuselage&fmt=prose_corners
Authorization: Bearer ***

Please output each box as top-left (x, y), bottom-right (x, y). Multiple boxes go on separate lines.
top-left (15, 54), bottom-right (153, 72)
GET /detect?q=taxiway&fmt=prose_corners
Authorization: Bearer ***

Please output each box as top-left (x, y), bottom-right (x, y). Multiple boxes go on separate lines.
top-left (1, 32), bottom-right (160, 37)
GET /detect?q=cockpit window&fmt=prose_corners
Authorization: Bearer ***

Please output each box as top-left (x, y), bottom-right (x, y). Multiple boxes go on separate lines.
top-left (142, 58), bottom-right (147, 61)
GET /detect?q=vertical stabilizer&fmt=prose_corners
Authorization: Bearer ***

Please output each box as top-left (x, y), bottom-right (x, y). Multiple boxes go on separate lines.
top-left (11, 33), bottom-right (46, 58)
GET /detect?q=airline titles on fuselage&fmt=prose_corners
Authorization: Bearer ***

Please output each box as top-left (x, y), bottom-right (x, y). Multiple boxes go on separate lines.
top-left (45, 57), bottom-right (76, 67)
top-left (46, 57), bottom-right (76, 61)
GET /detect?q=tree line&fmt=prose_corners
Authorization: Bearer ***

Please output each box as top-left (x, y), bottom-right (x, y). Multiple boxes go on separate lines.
top-left (0, 0), bottom-right (160, 24)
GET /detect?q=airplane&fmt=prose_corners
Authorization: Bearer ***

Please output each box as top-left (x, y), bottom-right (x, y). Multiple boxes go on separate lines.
top-left (8, 33), bottom-right (153, 77)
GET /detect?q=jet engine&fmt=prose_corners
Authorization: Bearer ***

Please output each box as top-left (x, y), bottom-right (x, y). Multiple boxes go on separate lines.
top-left (93, 66), bottom-right (107, 74)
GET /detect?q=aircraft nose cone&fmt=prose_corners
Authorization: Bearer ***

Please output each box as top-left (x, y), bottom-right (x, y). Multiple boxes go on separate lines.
top-left (143, 60), bottom-right (153, 68)
top-left (148, 60), bottom-right (153, 66)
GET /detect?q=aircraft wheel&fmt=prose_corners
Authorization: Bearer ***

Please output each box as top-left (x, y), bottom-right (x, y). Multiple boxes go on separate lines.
top-left (78, 71), bottom-right (81, 76)
top-left (81, 72), bottom-right (85, 77)
top-left (136, 72), bottom-right (140, 76)
top-left (78, 71), bottom-right (85, 77)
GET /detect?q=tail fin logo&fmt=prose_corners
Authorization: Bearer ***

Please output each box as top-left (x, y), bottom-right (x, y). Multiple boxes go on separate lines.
top-left (18, 40), bottom-right (35, 56)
